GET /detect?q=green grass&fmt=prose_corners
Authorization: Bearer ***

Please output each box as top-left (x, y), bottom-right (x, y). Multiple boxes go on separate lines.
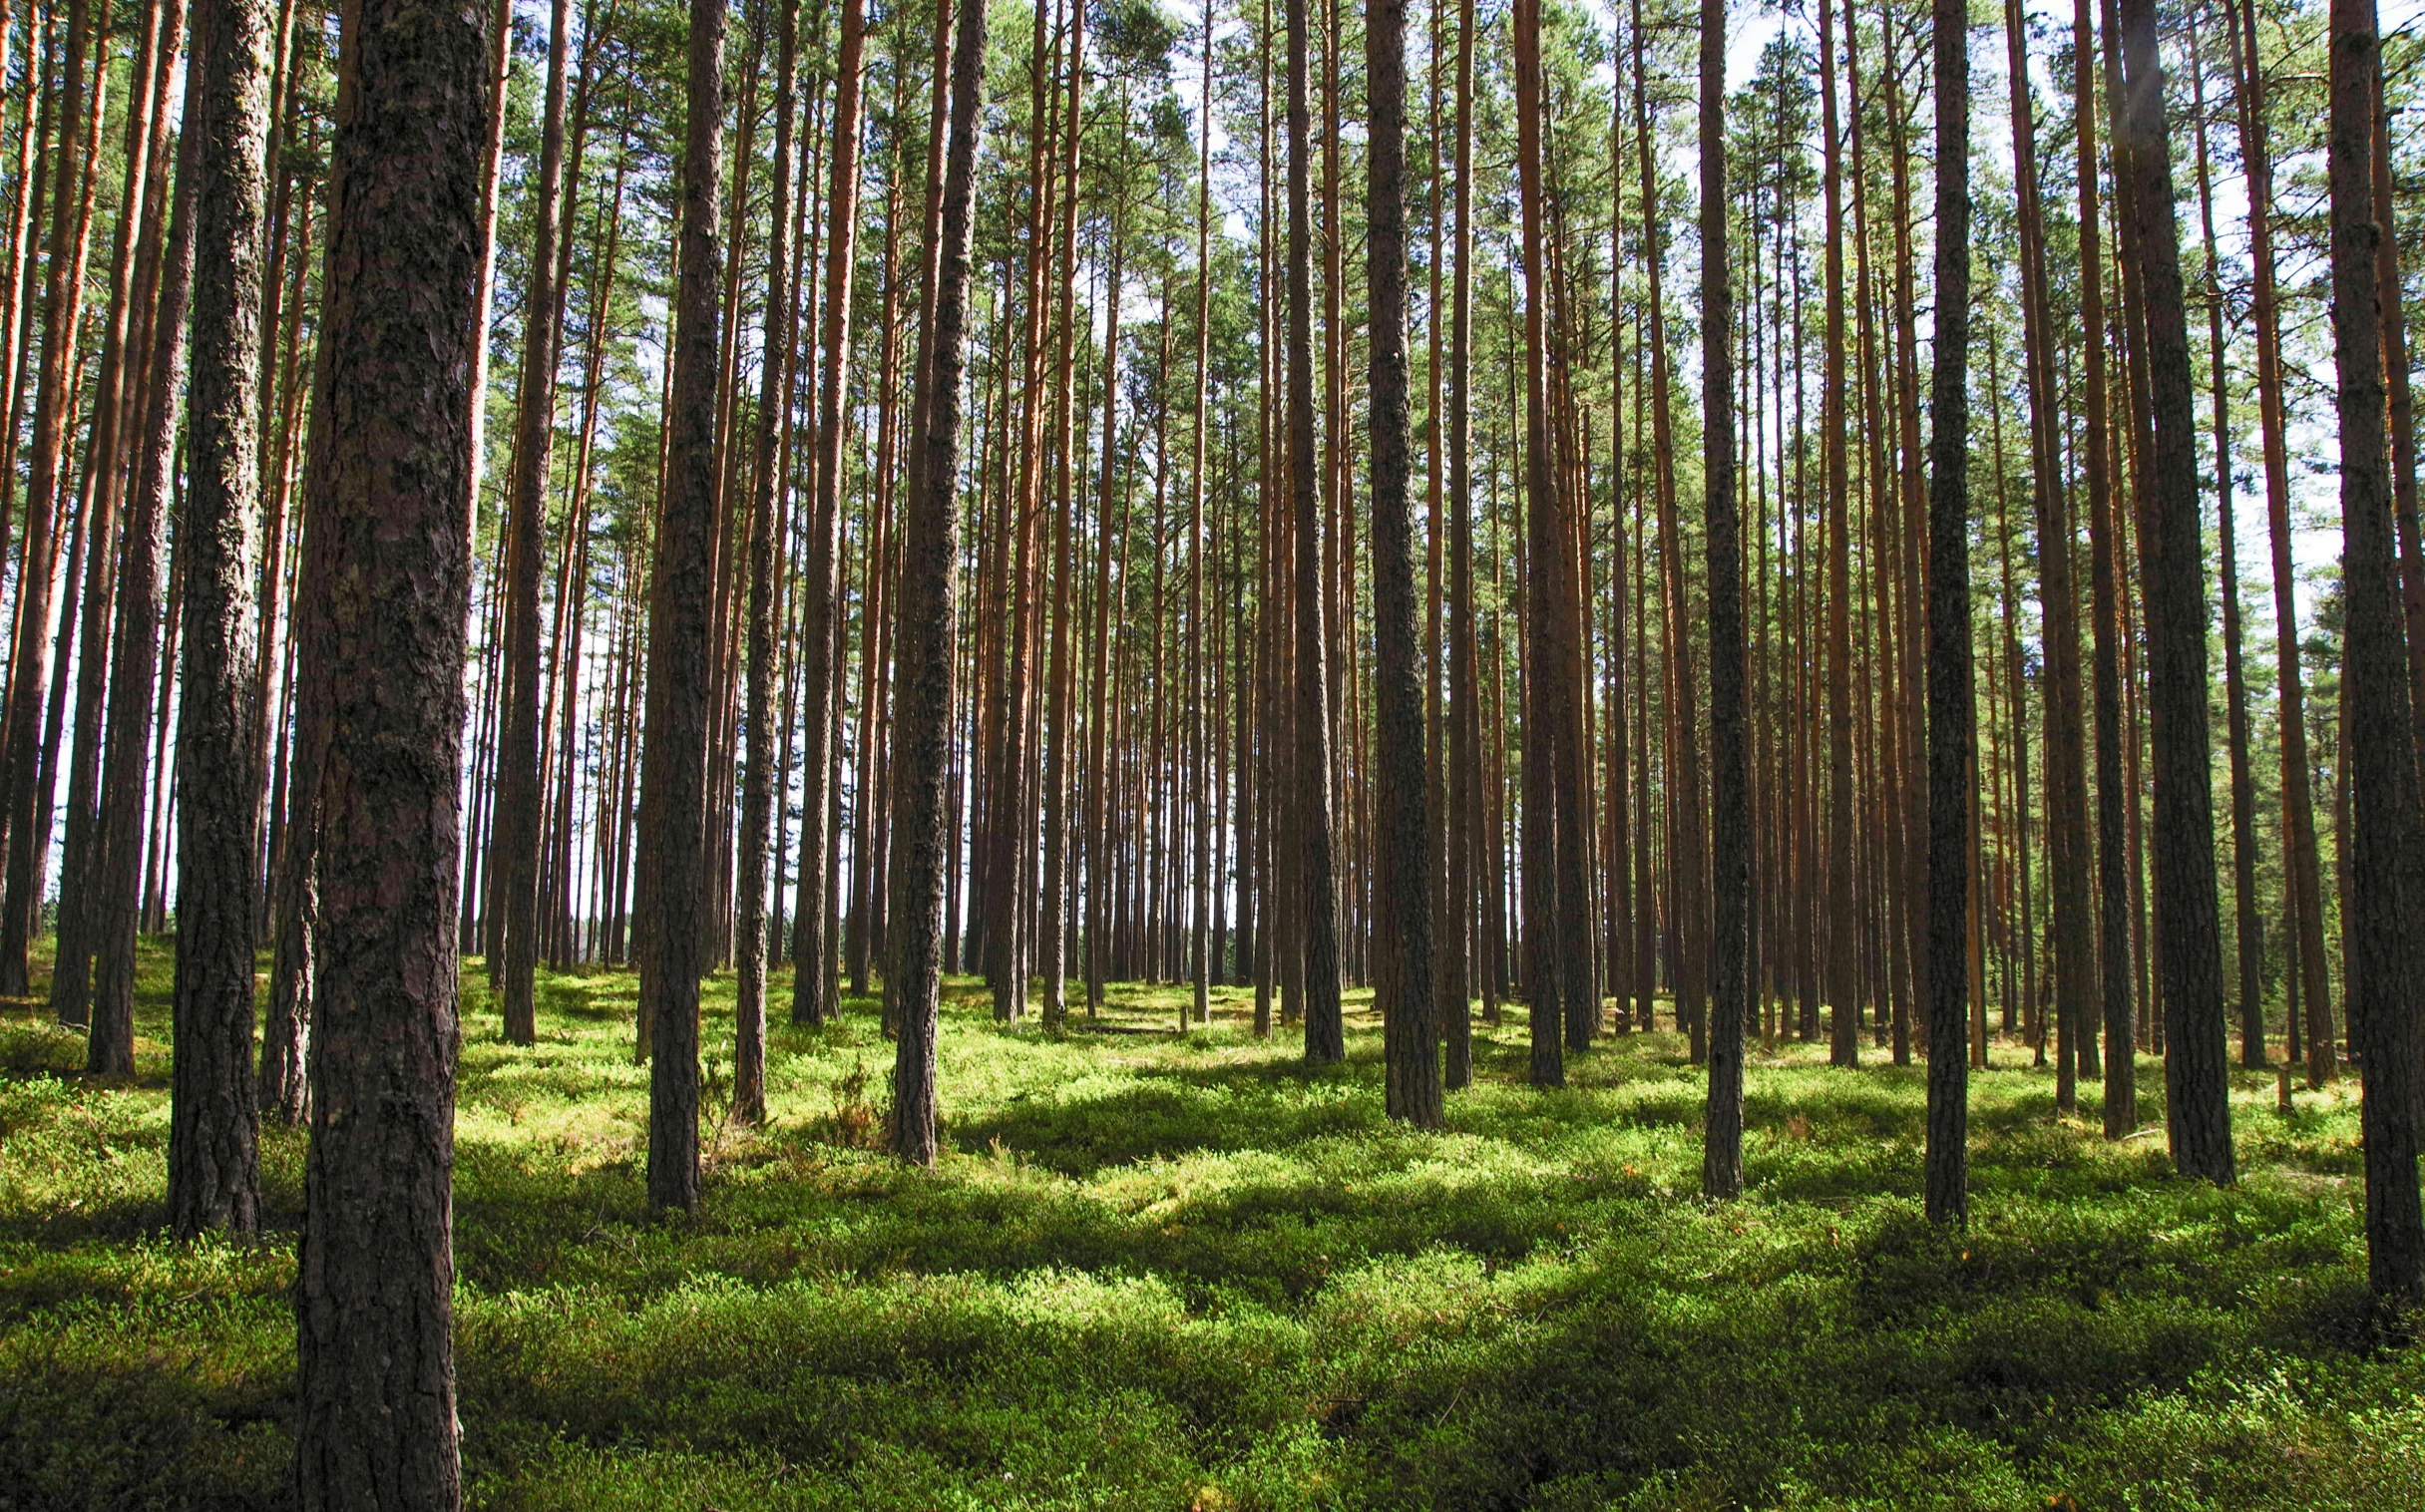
top-left (1, 939), bottom-right (2419, 1509)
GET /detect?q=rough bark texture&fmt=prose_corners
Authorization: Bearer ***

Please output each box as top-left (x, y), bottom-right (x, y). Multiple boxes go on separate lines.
top-left (493, 0), bottom-right (577, 1046)
top-left (1288, 0), bottom-right (1343, 1063)
top-left (91, 81), bottom-right (197, 1080)
top-left (290, 0), bottom-right (489, 1498)
top-left (1368, 0), bottom-right (1438, 1126)
top-left (1701, 0), bottom-right (1747, 1200)
top-left (169, 0), bottom-right (273, 1241)
top-left (1922, 0), bottom-right (1971, 1227)
top-left (1512, 0), bottom-right (1561, 1089)
top-left (792, 0), bottom-right (868, 1028)
top-left (735, 0), bottom-right (800, 1126)
top-left (2328, 0), bottom-right (2424, 1307)
top-left (0, 0), bottom-right (98, 994)
top-left (891, 0), bottom-right (985, 1167)
top-left (2075, 0), bottom-right (2133, 1132)
top-left (2118, 0), bottom-right (2232, 1185)
top-left (1442, 0), bottom-right (1475, 1088)
top-left (639, 0), bottom-right (725, 1216)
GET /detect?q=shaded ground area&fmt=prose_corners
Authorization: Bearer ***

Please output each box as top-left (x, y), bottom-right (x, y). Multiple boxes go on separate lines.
top-left (1, 941), bottom-right (2418, 1509)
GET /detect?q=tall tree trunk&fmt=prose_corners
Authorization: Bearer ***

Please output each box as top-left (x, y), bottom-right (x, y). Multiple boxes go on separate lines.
top-left (493, 0), bottom-right (579, 1045)
top-left (1513, 0), bottom-right (1562, 1086)
top-left (90, 52), bottom-right (196, 1079)
top-left (735, 0), bottom-right (799, 1123)
top-left (791, 0), bottom-right (868, 1026)
top-left (1700, 0), bottom-right (1746, 1198)
top-left (638, 0), bottom-right (725, 1216)
top-left (0, 0), bottom-right (100, 992)
top-left (1040, 1), bottom-right (1087, 1030)
top-left (2327, 0), bottom-right (2423, 1307)
top-left (2074, 0), bottom-right (2133, 1129)
top-left (292, 0), bottom-right (489, 1495)
top-left (2117, 0), bottom-right (2232, 1184)
top-left (2187, 9), bottom-right (2262, 1070)
top-left (891, 0), bottom-right (985, 1165)
top-left (1822, 0), bottom-right (1857, 1069)
top-left (1288, 0), bottom-right (1342, 1061)
top-left (169, 0), bottom-right (273, 1240)
top-left (1442, 0), bottom-right (1475, 1086)
top-left (52, 0), bottom-right (172, 1030)
top-left (2225, 0), bottom-right (2332, 1083)
top-left (1923, 0), bottom-right (1972, 1227)
top-left (1370, 0), bottom-right (1435, 1124)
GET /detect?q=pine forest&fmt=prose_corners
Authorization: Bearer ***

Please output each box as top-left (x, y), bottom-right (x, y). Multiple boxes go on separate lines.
top-left (3, 0), bottom-right (2425, 1501)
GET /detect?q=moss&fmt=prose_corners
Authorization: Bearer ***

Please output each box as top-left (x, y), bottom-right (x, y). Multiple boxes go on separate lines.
top-left (0, 943), bottom-right (2412, 1508)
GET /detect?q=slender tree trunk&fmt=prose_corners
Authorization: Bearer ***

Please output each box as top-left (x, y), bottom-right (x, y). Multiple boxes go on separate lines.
top-left (2117, 0), bottom-right (2232, 1184)
top-left (1369, 0), bottom-right (1435, 1123)
top-left (891, 0), bottom-right (985, 1164)
top-left (735, 0), bottom-right (799, 1123)
top-left (168, 0), bottom-right (273, 1240)
top-left (1923, 0), bottom-right (1972, 1227)
top-left (638, 0), bottom-right (725, 1215)
top-left (1289, 0), bottom-right (1341, 1061)
top-left (91, 50), bottom-right (195, 1079)
top-left (2225, 0), bottom-right (2331, 1083)
top-left (791, 0), bottom-right (868, 1026)
top-left (1443, 0), bottom-right (1475, 1086)
top-left (493, 0), bottom-right (579, 1045)
top-left (0, 0), bottom-right (100, 992)
top-left (1701, 0), bottom-right (1747, 1198)
top-left (2074, 0), bottom-right (2134, 1129)
top-left (52, 0), bottom-right (171, 1030)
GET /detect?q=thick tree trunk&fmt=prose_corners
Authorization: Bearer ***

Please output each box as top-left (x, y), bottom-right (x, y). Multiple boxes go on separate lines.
top-left (891, 0), bottom-right (985, 1166)
top-left (2327, 0), bottom-right (2424, 1308)
top-left (291, 0), bottom-right (489, 1497)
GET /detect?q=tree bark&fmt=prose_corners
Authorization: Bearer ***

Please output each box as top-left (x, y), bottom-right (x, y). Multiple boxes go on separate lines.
top-left (2327, 0), bottom-right (2424, 1308)
top-left (1288, 0), bottom-right (1342, 1061)
top-left (169, 0), bottom-right (274, 1241)
top-left (90, 43), bottom-right (197, 1080)
top-left (1923, 0), bottom-right (1972, 1227)
top-left (638, 0), bottom-right (725, 1215)
top-left (791, 0), bottom-right (868, 1027)
top-left (1701, 0), bottom-right (1747, 1198)
top-left (735, 0), bottom-right (800, 1123)
top-left (2117, 0), bottom-right (2232, 1185)
top-left (1369, 0), bottom-right (1436, 1124)
top-left (891, 0), bottom-right (985, 1166)
top-left (291, 0), bottom-right (489, 1496)
top-left (493, 0), bottom-right (579, 1045)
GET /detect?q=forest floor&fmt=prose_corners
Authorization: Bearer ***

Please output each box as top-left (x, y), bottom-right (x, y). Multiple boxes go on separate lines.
top-left (1, 939), bottom-right (2421, 1510)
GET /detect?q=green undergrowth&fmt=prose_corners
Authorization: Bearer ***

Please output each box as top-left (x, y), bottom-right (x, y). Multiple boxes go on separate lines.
top-left (0, 938), bottom-right (2417, 1509)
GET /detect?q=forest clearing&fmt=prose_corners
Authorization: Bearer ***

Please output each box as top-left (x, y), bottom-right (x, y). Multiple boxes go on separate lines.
top-left (2, 945), bottom-right (2420, 1509)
